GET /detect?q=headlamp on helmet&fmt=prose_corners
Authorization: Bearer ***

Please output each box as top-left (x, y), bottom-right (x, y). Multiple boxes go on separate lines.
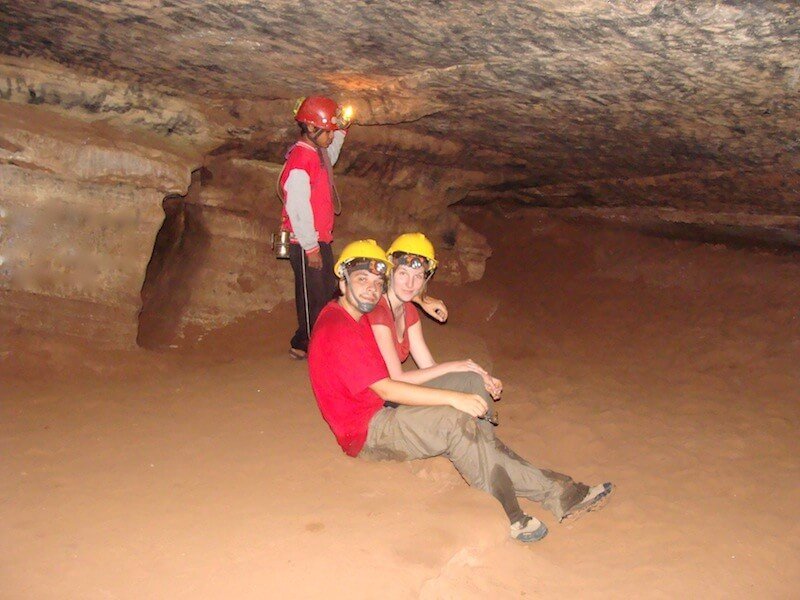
top-left (342, 258), bottom-right (387, 277)
top-left (334, 239), bottom-right (390, 278)
top-left (390, 252), bottom-right (431, 272)
top-left (334, 105), bottom-right (355, 129)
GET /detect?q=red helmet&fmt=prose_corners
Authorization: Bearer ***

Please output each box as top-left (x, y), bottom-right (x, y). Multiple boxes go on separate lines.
top-left (294, 96), bottom-right (342, 131)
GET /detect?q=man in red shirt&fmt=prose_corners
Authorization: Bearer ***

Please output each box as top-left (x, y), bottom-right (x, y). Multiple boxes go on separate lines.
top-left (280, 96), bottom-right (349, 360)
top-left (309, 240), bottom-right (614, 543)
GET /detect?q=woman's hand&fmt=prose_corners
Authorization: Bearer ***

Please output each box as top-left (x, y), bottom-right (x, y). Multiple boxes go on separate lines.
top-left (448, 359), bottom-right (489, 377)
top-left (417, 296), bottom-right (448, 323)
top-left (484, 376), bottom-right (503, 400)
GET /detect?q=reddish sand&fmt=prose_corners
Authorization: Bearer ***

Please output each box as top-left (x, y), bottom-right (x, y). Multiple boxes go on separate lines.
top-left (2, 211), bottom-right (799, 598)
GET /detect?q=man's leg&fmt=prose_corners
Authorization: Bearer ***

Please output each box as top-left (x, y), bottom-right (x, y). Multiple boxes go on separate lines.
top-left (317, 242), bottom-right (338, 318)
top-left (304, 242), bottom-right (337, 333)
top-left (288, 243), bottom-right (309, 353)
top-left (360, 403), bottom-right (524, 525)
top-left (422, 372), bottom-right (590, 520)
top-left (288, 242), bottom-right (337, 353)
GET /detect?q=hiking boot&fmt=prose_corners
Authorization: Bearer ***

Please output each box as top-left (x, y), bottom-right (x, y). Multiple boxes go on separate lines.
top-left (560, 482), bottom-right (614, 522)
top-left (510, 515), bottom-right (548, 542)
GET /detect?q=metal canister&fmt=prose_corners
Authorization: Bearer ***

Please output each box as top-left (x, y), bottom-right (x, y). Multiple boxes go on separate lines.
top-left (271, 230), bottom-right (291, 259)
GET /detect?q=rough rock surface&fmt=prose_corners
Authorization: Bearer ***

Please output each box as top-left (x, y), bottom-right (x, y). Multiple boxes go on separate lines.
top-left (1, 1), bottom-right (798, 345)
top-left (3, 2), bottom-right (797, 184)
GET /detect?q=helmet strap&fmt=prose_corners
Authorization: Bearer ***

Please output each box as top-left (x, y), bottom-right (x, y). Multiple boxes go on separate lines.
top-left (306, 125), bottom-right (326, 146)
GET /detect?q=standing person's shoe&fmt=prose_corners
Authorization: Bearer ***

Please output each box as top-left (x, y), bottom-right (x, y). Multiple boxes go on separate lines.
top-left (289, 348), bottom-right (307, 360)
top-left (510, 515), bottom-right (548, 542)
top-left (560, 482), bottom-right (614, 522)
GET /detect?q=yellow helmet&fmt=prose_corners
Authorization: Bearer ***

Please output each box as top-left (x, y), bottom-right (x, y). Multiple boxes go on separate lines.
top-left (334, 239), bottom-right (390, 278)
top-left (386, 232), bottom-right (438, 271)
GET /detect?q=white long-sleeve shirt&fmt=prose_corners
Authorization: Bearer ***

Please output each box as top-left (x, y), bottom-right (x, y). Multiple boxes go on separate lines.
top-left (283, 130), bottom-right (346, 253)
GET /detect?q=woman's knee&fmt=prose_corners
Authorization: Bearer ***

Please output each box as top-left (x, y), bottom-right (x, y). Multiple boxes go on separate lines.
top-left (459, 371), bottom-right (493, 403)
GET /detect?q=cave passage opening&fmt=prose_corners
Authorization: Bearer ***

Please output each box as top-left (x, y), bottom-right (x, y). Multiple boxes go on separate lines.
top-left (136, 169), bottom-right (210, 349)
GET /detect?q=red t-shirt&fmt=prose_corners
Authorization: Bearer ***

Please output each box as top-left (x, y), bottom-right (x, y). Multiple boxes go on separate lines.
top-left (308, 301), bottom-right (389, 456)
top-left (279, 141), bottom-right (334, 243)
top-left (365, 296), bottom-right (420, 363)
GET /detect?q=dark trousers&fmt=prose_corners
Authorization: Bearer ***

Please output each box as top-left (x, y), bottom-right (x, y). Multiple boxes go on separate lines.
top-left (289, 242), bottom-right (337, 352)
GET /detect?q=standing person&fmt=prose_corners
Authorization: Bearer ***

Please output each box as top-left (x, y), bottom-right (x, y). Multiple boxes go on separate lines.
top-left (280, 96), bottom-right (351, 360)
top-left (308, 240), bottom-right (614, 543)
top-left (278, 98), bottom-right (447, 359)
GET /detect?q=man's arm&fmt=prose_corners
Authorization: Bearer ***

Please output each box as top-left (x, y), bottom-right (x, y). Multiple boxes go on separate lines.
top-left (284, 169), bottom-right (322, 267)
top-left (284, 169), bottom-right (318, 251)
top-left (413, 295), bottom-right (448, 323)
top-left (326, 130), bottom-right (347, 165)
top-left (370, 377), bottom-right (488, 417)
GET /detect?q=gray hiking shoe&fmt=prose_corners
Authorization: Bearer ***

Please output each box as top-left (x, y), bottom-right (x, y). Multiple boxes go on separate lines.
top-left (510, 515), bottom-right (549, 542)
top-left (560, 482), bottom-right (614, 522)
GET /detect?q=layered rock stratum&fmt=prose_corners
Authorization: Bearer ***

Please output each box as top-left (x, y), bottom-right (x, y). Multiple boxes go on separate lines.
top-left (0, 1), bottom-right (798, 346)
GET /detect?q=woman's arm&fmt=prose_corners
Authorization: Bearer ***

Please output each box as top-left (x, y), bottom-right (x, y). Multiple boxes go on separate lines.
top-left (371, 322), bottom-right (472, 385)
top-left (371, 323), bottom-right (451, 385)
top-left (406, 323), bottom-right (491, 382)
top-left (407, 322), bottom-right (436, 368)
top-left (407, 321), bottom-right (503, 398)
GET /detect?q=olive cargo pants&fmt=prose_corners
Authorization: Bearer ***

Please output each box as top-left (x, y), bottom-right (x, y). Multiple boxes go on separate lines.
top-left (359, 372), bottom-right (588, 523)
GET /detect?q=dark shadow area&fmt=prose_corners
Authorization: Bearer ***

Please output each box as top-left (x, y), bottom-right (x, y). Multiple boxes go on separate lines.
top-left (137, 169), bottom-right (211, 349)
top-left (631, 221), bottom-right (800, 255)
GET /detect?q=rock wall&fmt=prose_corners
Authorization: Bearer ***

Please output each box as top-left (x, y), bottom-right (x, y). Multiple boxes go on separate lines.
top-left (6, 0), bottom-right (796, 347)
top-left (0, 93), bottom-right (199, 346)
top-left (166, 150), bottom-right (492, 337)
top-left (0, 57), bottom-right (491, 347)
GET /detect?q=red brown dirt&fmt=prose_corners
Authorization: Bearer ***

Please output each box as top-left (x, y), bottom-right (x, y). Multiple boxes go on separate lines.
top-left (2, 210), bottom-right (799, 598)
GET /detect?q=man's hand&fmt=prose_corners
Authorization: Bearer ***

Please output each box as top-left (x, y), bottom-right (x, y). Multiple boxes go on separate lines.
top-left (418, 296), bottom-right (448, 322)
top-left (306, 251), bottom-right (323, 270)
top-left (449, 393), bottom-right (488, 418)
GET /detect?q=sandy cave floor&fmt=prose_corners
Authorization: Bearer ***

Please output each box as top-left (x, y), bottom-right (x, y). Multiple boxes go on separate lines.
top-left (1, 211), bottom-right (799, 599)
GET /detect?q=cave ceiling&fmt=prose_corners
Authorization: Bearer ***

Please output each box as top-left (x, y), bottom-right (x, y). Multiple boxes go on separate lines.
top-left (2, 0), bottom-right (799, 198)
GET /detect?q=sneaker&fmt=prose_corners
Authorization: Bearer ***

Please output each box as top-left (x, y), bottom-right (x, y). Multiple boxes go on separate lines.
top-left (560, 482), bottom-right (614, 522)
top-left (289, 348), bottom-right (307, 360)
top-left (510, 515), bottom-right (548, 542)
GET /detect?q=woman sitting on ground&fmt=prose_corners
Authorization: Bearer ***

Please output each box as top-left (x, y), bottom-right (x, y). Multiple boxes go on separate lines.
top-left (365, 233), bottom-right (502, 403)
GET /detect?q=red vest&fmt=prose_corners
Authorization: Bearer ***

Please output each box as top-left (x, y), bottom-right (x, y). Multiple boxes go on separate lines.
top-left (279, 142), bottom-right (334, 243)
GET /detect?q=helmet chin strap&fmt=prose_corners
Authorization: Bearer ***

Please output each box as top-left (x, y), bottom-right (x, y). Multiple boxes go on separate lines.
top-left (307, 125), bottom-right (326, 145)
top-left (343, 271), bottom-right (378, 314)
